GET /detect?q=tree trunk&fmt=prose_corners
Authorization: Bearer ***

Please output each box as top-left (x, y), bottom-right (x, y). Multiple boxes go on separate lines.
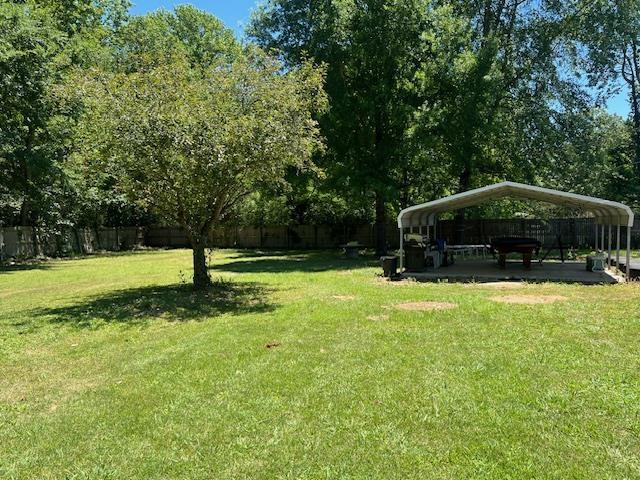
top-left (94, 223), bottom-right (102, 250)
top-left (19, 124), bottom-right (34, 227)
top-left (400, 167), bottom-right (410, 209)
top-left (20, 199), bottom-right (30, 227)
top-left (630, 77), bottom-right (640, 176)
top-left (454, 167), bottom-right (471, 244)
top-left (375, 191), bottom-right (386, 256)
top-left (630, 41), bottom-right (640, 176)
top-left (75, 228), bottom-right (85, 255)
top-left (192, 239), bottom-right (211, 290)
top-left (372, 101), bottom-right (389, 257)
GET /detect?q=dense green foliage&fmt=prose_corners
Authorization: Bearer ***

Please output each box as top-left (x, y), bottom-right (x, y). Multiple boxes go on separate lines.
top-left (251, 0), bottom-right (435, 252)
top-left (2, 249), bottom-right (640, 477)
top-left (572, 0), bottom-right (640, 179)
top-left (0, 0), bottom-right (137, 235)
top-left (249, 0), bottom-right (639, 239)
top-left (0, 1), bottom-right (73, 235)
top-left (1, 0), bottom-right (638, 249)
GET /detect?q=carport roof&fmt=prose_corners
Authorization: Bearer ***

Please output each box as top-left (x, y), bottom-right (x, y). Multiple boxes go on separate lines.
top-left (397, 181), bottom-right (634, 228)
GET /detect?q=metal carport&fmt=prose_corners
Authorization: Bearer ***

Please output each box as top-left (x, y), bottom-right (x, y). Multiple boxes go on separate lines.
top-left (397, 182), bottom-right (635, 281)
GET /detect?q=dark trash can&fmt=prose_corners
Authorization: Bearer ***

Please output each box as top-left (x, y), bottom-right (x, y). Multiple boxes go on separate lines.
top-left (404, 245), bottom-right (426, 271)
top-left (380, 255), bottom-right (398, 278)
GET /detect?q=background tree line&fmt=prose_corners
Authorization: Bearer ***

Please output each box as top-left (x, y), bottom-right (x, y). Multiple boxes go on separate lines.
top-left (2, 0), bottom-right (639, 257)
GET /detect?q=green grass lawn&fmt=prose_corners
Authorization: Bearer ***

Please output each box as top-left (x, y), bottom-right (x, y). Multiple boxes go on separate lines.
top-left (1, 249), bottom-right (640, 479)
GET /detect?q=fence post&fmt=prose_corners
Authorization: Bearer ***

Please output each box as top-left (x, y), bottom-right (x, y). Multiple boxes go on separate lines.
top-left (17, 227), bottom-right (24, 257)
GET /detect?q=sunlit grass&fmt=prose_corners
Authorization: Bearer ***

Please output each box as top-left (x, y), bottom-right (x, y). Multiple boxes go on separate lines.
top-left (1, 249), bottom-right (639, 479)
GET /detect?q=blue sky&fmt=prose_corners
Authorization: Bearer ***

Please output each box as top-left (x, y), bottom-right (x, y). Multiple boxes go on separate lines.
top-left (129, 0), bottom-right (260, 36)
top-left (606, 88), bottom-right (630, 117)
top-left (129, 0), bottom-right (630, 117)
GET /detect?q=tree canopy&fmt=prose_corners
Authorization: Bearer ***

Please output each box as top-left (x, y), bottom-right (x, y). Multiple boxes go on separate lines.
top-left (73, 10), bottom-right (326, 287)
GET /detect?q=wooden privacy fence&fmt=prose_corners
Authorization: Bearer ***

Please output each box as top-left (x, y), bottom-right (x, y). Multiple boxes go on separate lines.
top-left (147, 218), bottom-right (640, 250)
top-left (145, 225), bottom-right (401, 250)
top-left (434, 218), bottom-right (605, 248)
top-left (0, 226), bottom-right (144, 260)
top-left (2, 217), bottom-right (640, 260)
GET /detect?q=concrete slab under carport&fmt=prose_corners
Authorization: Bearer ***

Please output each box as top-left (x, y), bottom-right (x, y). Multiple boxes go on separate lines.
top-left (402, 260), bottom-right (621, 285)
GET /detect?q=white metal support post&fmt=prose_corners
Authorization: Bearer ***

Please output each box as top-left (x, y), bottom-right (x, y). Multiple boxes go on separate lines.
top-left (399, 228), bottom-right (404, 272)
top-left (626, 227), bottom-right (631, 281)
top-left (616, 223), bottom-right (621, 271)
top-left (608, 224), bottom-right (612, 268)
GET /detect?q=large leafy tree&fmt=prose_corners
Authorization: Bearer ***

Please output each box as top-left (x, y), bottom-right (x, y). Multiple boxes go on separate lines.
top-left (0, 0), bottom-right (129, 236)
top-left (112, 5), bottom-right (241, 72)
top-left (570, 0), bottom-right (640, 177)
top-left (411, 0), bottom-right (599, 239)
top-left (545, 110), bottom-right (637, 204)
top-left (0, 2), bottom-right (63, 229)
top-left (76, 42), bottom-right (326, 288)
top-left (250, 0), bottom-right (432, 254)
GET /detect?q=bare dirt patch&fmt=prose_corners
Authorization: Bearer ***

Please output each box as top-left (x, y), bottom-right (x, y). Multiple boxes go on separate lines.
top-left (367, 314), bottom-right (390, 321)
top-left (332, 295), bottom-right (356, 301)
top-left (394, 301), bottom-right (456, 311)
top-left (490, 295), bottom-right (568, 305)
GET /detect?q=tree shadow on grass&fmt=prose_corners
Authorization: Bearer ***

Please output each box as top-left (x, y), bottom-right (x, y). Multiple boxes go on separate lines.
top-left (210, 250), bottom-right (379, 274)
top-left (0, 262), bottom-right (52, 275)
top-left (30, 281), bottom-right (275, 329)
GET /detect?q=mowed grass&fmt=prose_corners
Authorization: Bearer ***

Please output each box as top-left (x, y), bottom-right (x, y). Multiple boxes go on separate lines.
top-left (1, 249), bottom-right (640, 479)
